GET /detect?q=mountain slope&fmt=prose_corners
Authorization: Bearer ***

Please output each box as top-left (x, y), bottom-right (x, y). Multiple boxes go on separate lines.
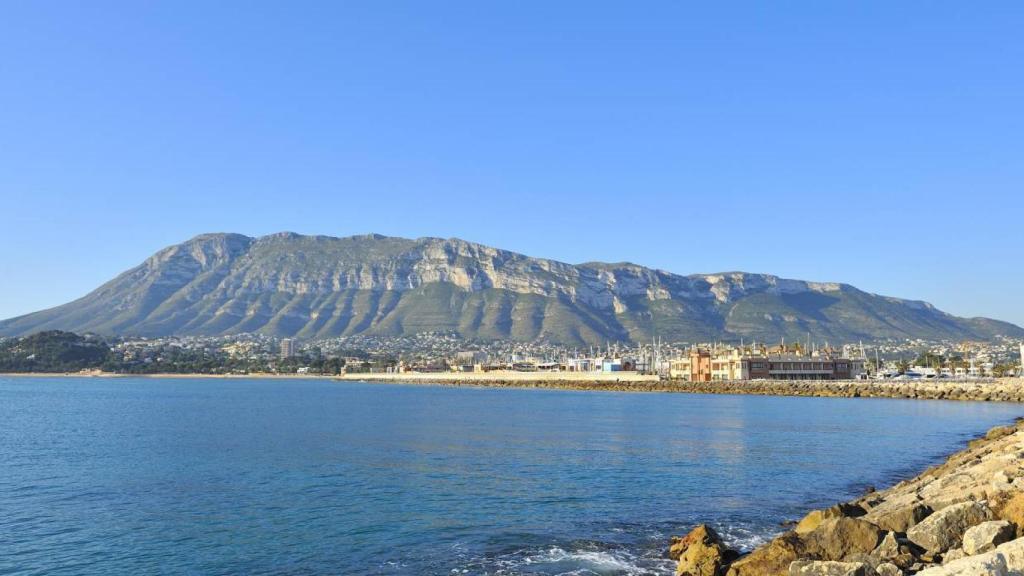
top-left (2, 232), bottom-right (1020, 345)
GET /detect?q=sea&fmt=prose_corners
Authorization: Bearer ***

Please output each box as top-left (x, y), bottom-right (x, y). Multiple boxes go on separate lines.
top-left (1, 377), bottom-right (1020, 575)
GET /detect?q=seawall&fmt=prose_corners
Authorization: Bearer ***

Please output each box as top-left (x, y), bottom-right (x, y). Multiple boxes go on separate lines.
top-left (342, 373), bottom-right (1024, 402)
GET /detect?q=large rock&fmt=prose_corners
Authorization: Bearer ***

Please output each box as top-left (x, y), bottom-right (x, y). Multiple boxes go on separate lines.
top-left (872, 532), bottom-right (900, 560)
top-left (874, 563), bottom-right (901, 576)
top-left (915, 553), bottom-right (1008, 575)
top-left (993, 536), bottom-right (1024, 571)
top-left (993, 492), bottom-right (1024, 537)
top-left (906, 502), bottom-right (994, 553)
top-left (669, 524), bottom-right (734, 576)
top-left (796, 504), bottom-right (868, 535)
top-left (805, 517), bottom-right (884, 561)
top-left (943, 548), bottom-right (966, 564)
top-left (915, 535), bottom-right (1024, 575)
top-left (788, 560), bottom-right (872, 576)
top-left (727, 532), bottom-right (807, 576)
top-left (961, 520), bottom-right (1015, 555)
top-left (870, 503), bottom-right (933, 533)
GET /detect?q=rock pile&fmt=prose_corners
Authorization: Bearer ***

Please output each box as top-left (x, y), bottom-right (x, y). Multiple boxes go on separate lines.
top-left (668, 419), bottom-right (1024, 575)
top-left (356, 376), bottom-right (1024, 404)
top-left (667, 379), bottom-right (1024, 403)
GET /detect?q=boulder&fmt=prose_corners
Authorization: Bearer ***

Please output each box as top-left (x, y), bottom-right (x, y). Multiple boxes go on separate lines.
top-left (796, 504), bottom-right (868, 535)
top-left (914, 536), bottom-right (1024, 575)
top-left (669, 524), bottom-right (733, 576)
top-left (872, 532), bottom-right (900, 560)
top-left (805, 517), bottom-right (884, 561)
top-left (942, 548), bottom-right (966, 564)
top-left (873, 563), bottom-right (901, 576)
top-left (842, 553), bottom-right (881, 571)
top-left (961, 520), bottom-right (1014, 555)
top-left (915, 551), bottom-right (1008, 575)
top-left (985, 424), bottom-right (1017, 441)
top-left (788, 560), bottom-right (872, 576)
top-left (727, 532), bottom-right (806, 576)
top-left (906, 502), bottom-right (994, 553)
top-left (993, 492), bottom-right (1024, 536)
top-left (888, 553), bottom-right (917, 570)
top-left (994, 536), bottom-right (1024, 571)
top-left (871, 503), bottom-right (932, 533)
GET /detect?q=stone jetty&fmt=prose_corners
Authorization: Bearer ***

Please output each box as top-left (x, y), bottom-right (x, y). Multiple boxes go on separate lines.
top-left (669, 419), bottom-right (1024, 575)
top-left (346, 374), bottom-right (1024, 403)
top-left (665, 378), bottom-right (1024, 403)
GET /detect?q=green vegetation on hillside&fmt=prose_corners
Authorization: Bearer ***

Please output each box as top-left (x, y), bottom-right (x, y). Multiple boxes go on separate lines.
top-left (0, 331), bottom-right (110, 372)
top-left (0, 331), bottom-right (367, 375)
top-left (1, 232), bottom-right (1021, 345)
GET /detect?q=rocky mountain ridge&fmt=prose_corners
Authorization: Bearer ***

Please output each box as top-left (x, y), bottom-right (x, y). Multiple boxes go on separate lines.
top-left (1, 232), bottom-right (1020, 345)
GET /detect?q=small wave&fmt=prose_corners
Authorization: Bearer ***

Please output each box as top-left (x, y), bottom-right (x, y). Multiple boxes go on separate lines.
top-left (462, 543), bottom-right (675, 575)
top-left (440, 521), bottom-right (775, 575)
top-left (521, 546), bottom-right (644, 573)
top-left (714, 523), bottom-right (775, 553)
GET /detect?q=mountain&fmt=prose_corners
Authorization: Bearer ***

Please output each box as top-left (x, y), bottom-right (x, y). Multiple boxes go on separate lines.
top-left (2, 232), bottom-right (1021, 345)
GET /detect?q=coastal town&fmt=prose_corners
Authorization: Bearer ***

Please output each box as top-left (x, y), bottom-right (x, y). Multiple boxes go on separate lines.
top-left (6, 330), bottom-right (1017, 381)
top-left (128, 332), bottom-right (1024, 380)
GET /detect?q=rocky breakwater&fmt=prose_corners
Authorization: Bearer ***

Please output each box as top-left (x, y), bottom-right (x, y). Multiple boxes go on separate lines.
top-left (668, 419), bottom-right (1024, 575)
top-left (669, 379), bottom-right (1024, 403)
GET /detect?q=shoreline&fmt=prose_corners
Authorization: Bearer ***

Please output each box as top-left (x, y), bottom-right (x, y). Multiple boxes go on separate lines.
top-left (671, 418), bottom-right (1024, 575)
top-left (4, 371), bottom-right (1022, 403)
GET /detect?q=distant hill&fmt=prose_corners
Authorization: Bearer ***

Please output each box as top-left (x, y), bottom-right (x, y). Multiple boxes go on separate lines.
top-left (0, 330), bottom-right (110, 372)
top-left (1, 232), bottom-right (1021, 345)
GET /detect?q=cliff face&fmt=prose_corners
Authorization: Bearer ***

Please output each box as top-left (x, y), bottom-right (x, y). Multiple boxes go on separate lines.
top-left (1, 232), bottom-right (1020, 344)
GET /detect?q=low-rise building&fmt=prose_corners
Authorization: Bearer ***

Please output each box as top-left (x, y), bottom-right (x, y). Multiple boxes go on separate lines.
top-left (669, 346), bottom-right (865, 381)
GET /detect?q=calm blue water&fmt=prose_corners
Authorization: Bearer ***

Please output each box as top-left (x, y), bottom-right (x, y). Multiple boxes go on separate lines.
top-left (1, 377), bottom-right (1021, 576)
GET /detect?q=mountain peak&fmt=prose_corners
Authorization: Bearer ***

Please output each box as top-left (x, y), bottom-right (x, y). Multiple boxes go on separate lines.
top-left (1, 233), bottom-right (1020, 344)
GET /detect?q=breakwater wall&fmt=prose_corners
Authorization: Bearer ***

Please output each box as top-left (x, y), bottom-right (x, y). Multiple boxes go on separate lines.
top-left (343, 374), bottom-right (1024, 403)
top-left (667, 378), bottom-right (1024, 403)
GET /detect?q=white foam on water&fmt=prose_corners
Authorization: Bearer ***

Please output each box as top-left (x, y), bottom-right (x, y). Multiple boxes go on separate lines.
top-left (715, 523), bottom-right (776, 552)
top-left (446, 521), bottom-right (777, 575)
top-left (483, 544), bottom-right (675, 575)
top-left (522, 546), bottom-right (637, 570)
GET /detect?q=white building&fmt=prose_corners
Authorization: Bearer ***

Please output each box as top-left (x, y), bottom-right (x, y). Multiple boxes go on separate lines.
top-left (280, 339), bottom-right (296, 359)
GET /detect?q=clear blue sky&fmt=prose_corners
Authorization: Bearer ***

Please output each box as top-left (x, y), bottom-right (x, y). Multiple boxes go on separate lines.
top-left (2, 2), bottom-right (1022, 326)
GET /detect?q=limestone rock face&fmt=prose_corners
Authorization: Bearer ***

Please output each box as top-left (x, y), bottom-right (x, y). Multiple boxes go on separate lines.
top-left (874, 563), bottom-right (901, 576)
top-left (906, 502), bottom-right (994, 553)
top-left (669, 524), bottom-right (734, 576)
top-left (805, 517), bottom-right (884, 561)
top-left (788, 560), bottom-right (871, 576)
top-left (915, 535), bottom-right (1024, 575)
top-left (998, 536), bottom-right (1024, 569)
top-left (872, 531), bottom-right (900, 560)
top-left (915, 553), bottom-right (1007, 575)
top-left (869, 502), bottom-right (932, 533)
top-left (796, 504), bottom-right (868, 535)
top-left (942, 548), bottom-right (967, 564)
top-left (727, 532), bottom-right (807, 576)
top-left (961, 520), bottom-right (1015, 555)
top-left (994, 492), bottom-right (1024, 536)
top-left (3, 231), bottom-right (1021, 344)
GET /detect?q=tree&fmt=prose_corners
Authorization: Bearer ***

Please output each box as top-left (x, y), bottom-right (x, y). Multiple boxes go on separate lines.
top-left (896, 358), bottom-right (910, 375)
top-left (0, 331), bottom-right (111, 372)
top-left (914, 352), bottom-right (945, 370)
top-left (993, 364), bottom-right (1015, 378)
